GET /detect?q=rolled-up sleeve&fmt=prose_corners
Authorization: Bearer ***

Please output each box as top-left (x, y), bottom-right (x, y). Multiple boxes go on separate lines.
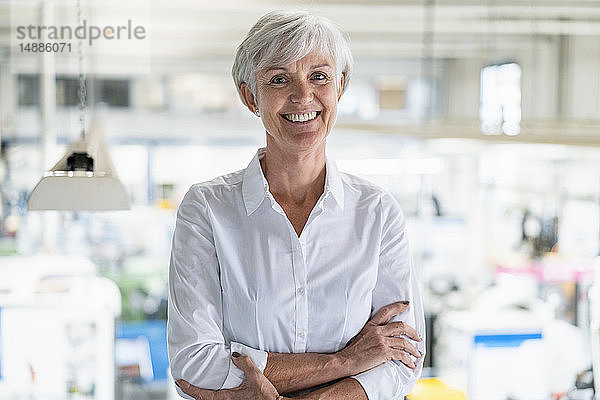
top-left (352, 192), bottom-right (426, 399)
top-left (168, 186), bottom-right (268, 399)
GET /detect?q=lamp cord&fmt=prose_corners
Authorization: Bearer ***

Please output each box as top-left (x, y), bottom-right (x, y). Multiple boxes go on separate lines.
top-left (77, 0), bottom-right (86, 139)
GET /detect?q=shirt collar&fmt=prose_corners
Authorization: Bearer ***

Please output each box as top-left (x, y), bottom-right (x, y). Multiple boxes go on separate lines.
top-left (242, 147), bottom-right (345, 216)
top-left (242, 148), bottom-right (269, 216)
top-left (325, 157), bottom-right (345, 210)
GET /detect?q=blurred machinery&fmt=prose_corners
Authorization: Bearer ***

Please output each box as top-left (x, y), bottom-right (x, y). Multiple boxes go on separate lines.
top-left (435, 273), bottom-right (591, 400)
top-left (589, 263), bottom-right (600, 398)
top-left (0, 255), bottom-right (120, 400)
top-left (520, 209), bottom-right (559, 258)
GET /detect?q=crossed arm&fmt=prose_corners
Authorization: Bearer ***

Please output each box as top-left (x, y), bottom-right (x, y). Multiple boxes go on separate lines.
top-left (178, 356), bottom-right (365, 400)
top-left (176, 301), bottom-right (422, 400)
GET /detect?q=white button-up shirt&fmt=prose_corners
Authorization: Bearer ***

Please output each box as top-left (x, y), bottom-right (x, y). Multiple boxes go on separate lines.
top-left (168, 148), bottom-right (426, 399)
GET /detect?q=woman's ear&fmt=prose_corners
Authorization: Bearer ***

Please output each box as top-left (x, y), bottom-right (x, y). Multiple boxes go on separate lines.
top-left (240, 83), bottom-right (259, 114)
top-left (337, 75), bottom-right (345, 102)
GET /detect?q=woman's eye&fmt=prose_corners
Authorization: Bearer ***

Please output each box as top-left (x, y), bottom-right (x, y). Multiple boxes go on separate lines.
top-left (312, 72), bottom-right (328, 81)
top-left (270, 76), bottom-right (287, 84)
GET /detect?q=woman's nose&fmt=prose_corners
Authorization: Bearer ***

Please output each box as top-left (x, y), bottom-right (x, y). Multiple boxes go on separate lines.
top-left (290, 80), bottom-right (313, 104)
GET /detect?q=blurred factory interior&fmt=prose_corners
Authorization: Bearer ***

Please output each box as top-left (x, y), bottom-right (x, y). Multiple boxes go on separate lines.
top-left (1, 0), bottom-right (600, 399)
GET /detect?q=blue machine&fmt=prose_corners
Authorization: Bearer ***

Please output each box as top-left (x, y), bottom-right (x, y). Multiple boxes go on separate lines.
top-left (116, 320), bottom-right (168, 381)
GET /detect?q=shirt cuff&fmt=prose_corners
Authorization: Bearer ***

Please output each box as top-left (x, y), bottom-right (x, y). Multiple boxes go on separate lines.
top-left (221, 342), bottom-right (269, 389)
top-left (351, 362), bottom-right (403, 400)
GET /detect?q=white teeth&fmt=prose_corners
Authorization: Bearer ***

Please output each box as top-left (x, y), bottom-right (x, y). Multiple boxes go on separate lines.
top-left (284, 111), bottom-right (318, 122)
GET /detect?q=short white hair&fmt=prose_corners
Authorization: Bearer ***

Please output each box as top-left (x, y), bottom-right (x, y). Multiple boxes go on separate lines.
top-left (232, 10), bottom-right (353, 103)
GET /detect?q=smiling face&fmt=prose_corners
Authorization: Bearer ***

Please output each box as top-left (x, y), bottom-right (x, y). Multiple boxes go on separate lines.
top-left (240, 51), bottom-right (343, 156)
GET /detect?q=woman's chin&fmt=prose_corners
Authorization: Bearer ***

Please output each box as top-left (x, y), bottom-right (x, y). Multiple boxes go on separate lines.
top-left (287, 131), bottom-right (328, 152)
top-left (267, 126), bottom-right (329, 153)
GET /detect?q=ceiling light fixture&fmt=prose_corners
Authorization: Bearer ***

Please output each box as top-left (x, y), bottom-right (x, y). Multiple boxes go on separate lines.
top-left (28, 0), bottom-right (129, 211)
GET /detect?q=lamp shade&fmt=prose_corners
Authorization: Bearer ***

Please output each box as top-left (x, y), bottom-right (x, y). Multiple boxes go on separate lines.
top-left (28, 122), bottom-right (130, 211)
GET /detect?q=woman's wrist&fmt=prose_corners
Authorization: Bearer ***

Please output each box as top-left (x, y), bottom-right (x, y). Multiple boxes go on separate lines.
top-left (332, 349), bottom-right (357, 377)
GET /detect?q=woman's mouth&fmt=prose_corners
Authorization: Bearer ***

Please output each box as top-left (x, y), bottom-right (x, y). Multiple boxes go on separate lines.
top-left (281, 111), bottom-right (321, 123)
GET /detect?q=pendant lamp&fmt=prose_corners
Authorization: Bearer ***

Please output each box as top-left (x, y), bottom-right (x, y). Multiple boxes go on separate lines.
top-left (28, 121), bottom-right (130, 211)
top-left (28, 0), bottom-right (130, 211)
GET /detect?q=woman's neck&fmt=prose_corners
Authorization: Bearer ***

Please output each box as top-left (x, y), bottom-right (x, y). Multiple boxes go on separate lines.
top-left (260, 141), bottom-right (327, 206)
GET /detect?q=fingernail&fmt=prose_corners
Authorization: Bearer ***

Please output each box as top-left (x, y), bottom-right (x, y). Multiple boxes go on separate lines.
top-left (232, 352), bottom-right (241, 358)
top-left (400, 301), bottom-right (410, 305)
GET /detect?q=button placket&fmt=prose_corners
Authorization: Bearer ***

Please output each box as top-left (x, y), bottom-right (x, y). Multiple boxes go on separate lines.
top-left (290, 230), bottom-right (308, 353)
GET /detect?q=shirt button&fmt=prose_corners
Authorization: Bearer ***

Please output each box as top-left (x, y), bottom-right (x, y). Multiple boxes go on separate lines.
top-left (298, 288), bottom-right (305, 296)
top-left (298, 332), bottom-right (305, 338)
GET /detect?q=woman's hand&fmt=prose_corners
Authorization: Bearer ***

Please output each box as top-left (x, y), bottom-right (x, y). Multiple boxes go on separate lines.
top-left (336, 301), bottom-right (422, 374)
top-left (176, 353), bottom-right (287, 400)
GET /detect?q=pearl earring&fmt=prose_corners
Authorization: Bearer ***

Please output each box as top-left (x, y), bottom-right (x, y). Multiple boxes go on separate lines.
top-left (255, 109), bottom-right (260, 117)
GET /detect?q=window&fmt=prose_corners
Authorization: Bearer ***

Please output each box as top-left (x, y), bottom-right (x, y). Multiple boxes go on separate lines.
top-left (95, 79), bottom-right (130, 107)
top-left (16, 75), bottom-right (130, 108)
top-left (479, 62), bottom-right (522, 136)
top-left (56, 77), bottom-right (80, 107)
top-left (378, 79), bottom-right (407, 110)
top-left (17, 75), bottom-right (39, 107)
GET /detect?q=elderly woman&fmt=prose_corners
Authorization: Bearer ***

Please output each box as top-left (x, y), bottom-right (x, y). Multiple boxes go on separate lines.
top-left (168, 10), bottom-right (425, 400)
